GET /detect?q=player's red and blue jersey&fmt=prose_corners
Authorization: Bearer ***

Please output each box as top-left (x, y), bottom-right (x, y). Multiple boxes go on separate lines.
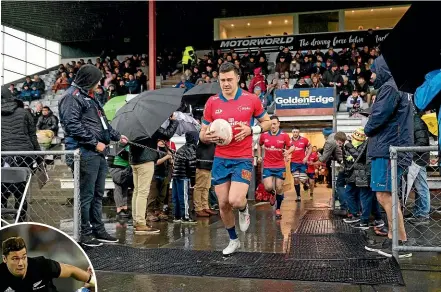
top-left (307, 151), bottom-right (319, 174)
top-left (259, 130), bottom-right (290, 168)
top-left (290, 136), bottom-right (310, 163)
top-left (202, 88), bottom-right (266, 159)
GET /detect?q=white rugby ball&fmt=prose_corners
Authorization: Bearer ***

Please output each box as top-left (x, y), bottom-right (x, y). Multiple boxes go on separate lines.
top-left (208, 119), bottom-right (233, 146)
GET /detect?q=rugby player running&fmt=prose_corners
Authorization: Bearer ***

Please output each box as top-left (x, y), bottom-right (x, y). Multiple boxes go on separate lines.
top-left (257, 115), bottom-right (291, 219)
top-left (200, 62), bottom-right (271, 256)
top-left (286, 127), bottom-right (312, 202)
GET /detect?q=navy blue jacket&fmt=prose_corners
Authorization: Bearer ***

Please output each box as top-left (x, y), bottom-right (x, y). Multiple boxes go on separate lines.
top-left (59, 86), bottom-right (121, 156)
top-left (364, 56), bottom-right (413, 166)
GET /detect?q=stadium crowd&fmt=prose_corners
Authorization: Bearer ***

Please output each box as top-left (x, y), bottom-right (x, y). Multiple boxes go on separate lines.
top-left (1, 41), bottom-right (439, 257)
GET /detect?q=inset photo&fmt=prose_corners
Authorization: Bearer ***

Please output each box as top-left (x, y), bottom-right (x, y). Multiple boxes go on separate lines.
top-left (0, 222), bottom-right (97, 292)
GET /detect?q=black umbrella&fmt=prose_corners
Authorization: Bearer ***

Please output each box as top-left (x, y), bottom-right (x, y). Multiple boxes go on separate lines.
top-left (379, 3), bottom-right (441, 93)
top-left (359, 107), bottom-right (372, 117)
top-left (182, 82), bottom-right (221, 104)
top-left (111, 88), bottom-right (185, 141)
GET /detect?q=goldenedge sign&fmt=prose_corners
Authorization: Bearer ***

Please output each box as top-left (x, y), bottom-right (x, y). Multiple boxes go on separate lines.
top-left (215, 29), bottom-right (391, 52)
top-left (275, 88), bottom-right (335, 110)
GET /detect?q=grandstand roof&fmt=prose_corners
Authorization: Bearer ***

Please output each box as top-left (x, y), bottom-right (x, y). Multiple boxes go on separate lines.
top-left (1, 1), bottom-right (409, 48)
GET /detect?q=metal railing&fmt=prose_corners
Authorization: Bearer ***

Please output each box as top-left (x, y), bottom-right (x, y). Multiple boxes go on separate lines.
top-left (1, 150), bottom-right (81, 241)
top-left (390, 145), bottom-right (441, 259)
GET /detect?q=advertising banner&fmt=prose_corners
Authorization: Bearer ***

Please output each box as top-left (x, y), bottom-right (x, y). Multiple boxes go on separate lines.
top-left (214, 29), bottom-right (391, 53)
top-left (274, 87), bottom-right (335, 116)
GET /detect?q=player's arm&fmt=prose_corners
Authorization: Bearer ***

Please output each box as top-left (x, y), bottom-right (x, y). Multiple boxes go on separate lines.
top-left (256, 113), bottom-right (271, 133)
top-left (303, 143), bottom-right (312, 163)
top-left (58, 263), bottom-right (96, 287)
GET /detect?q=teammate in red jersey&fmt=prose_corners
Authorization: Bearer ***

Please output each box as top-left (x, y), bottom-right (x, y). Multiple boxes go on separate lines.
top-left (257, 115), bottom-right (291, 219)
top-left (306, 146), bottom-right (319, 199)
top-left (200, 62), bottom-right (271, 256)
top-left (286, 127), bottom-right (312, 202)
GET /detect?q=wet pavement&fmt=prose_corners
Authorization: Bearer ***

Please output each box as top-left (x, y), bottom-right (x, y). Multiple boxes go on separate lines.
top-left (86, 185), bottom-right (440, 291)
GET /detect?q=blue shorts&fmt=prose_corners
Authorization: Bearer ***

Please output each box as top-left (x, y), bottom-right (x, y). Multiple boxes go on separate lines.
top-left (211, 157), bottom-right (254, 186)
top-left (307, 173), bottom-right (315, 179)
top-left (291, 162), bottom-right (307, 174)
top-left (371, 158), bottom-right (404, 192)
top-left (262, 168), bottom-right (286, 180)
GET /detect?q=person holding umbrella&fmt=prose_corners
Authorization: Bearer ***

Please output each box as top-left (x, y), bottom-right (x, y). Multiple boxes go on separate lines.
top-left (58, 64), bottom-right (128, 247)
top-left (200, 62), bottom-right (271, 255)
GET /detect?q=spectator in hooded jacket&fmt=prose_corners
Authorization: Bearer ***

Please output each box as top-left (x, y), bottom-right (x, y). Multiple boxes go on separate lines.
top-left (299, 56), bottom-right (313, 78)
top-left (248, 67), bottom-right (266, 94)
top-left (94, 86), bottom-right (107, 106)
top-left (1, 97), bottom-right (40, 221)
top-left (364, 55), bottom-right (414, 258)
top-left (256, 56), bottom-right (269, 76)
top-left (58, 64), bottom-right (128, 247)
top-left (407, 110), bottom-right (431, 225)
top-left (172, 131), bottom-right (198, 224)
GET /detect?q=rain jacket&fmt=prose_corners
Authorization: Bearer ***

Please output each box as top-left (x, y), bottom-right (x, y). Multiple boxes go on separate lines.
top-left (58, 65), bottom-right (121, 157)
top-left (172, 131), bottom-right (198, 184)
top-left (36, 111), bottom-right (59, 134)
top-left (1, 98), bottom-right (40, 152)
top-left (364, 56), bottom-right (413, 166)
top-left (414, 69), bottom-right (441, 156)
top-left (248, 67), bottom-right (267, 93)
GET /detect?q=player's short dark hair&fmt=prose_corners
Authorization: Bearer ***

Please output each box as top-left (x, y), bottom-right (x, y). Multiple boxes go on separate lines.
top-left (219, 62), bottom-right (239, 75)
top-left (2, 237), bottom-right (26, 256)
top-left (42, 106), bottom-right (50, 111)
top-left (334, 131), bottom-right (347, 142)
top-left (270, 115), bottom-right (279, 122)
top-left (292, 126), bottom-right (300, 131)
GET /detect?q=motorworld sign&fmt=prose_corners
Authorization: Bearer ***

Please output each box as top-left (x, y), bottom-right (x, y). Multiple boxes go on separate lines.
top-left (275, 88), bottom-right (335, 109)
top-left (215, 29), bottom-right (391, 52)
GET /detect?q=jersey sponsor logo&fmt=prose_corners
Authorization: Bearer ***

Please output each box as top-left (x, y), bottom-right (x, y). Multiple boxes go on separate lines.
top-left (237, 105), bottom-right (251, 112)
top-left (241, 169), bottom-right (252, 181)
top-left (226, 118), bottom-right (248, 127)
top-left (215, 109), bottom-right (223, 114)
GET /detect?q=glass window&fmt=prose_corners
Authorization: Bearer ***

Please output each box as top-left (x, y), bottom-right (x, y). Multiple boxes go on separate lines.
top-left (299, 12), bottom-right (339, 34)
top-left (4, 34), bottom-right (26, 60)
top-left (46, 51), bottom-right (60, 68)
top-left (26, 63), bottom-right (44, 76)
top-left (46, 40), bottom-right (60, 54)
top-left (4, 26), bottom-right (25, 39)
top-left (27, 33), bottom-right (46, 48)
top-left (344, 6), bottom-right (410, 31)
top-left (27, 43), bottom-right (46, 67)
top-left (4, 70), bottom-right (25, 84)
top-left (4, 56), bottom-right (26, 75)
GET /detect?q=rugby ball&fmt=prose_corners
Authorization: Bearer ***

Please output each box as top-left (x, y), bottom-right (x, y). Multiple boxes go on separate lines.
top-left (208, 119), bottom-right (233, 146)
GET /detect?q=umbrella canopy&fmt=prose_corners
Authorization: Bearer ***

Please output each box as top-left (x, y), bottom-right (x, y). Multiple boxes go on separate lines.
top-left (182, 82), bottom-right (221, 104)
top-left (379, 3), bottom-right (441, 93)
top-left (103, 95), bottom-right (127, 121)
top-left (111, 88), bottom-right (185, 141)
top-left (359, 107), bottom-right (372, 117)
top-left (161, 111), bottom-right (201, 136)
top-left (421, 112), bottom-right (438, 136)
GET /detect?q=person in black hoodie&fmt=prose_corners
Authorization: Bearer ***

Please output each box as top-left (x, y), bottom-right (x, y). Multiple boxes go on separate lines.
top-left (172, 131), bottom-right (198, 224)
top-left (58, 65), bottom-right (128, 247)
top-left (193, 139), bottom-right (217, 217)
top-left (129, 115), bottom-right (178, 234)
top-left (1, 97), bottom-right (40, 222)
